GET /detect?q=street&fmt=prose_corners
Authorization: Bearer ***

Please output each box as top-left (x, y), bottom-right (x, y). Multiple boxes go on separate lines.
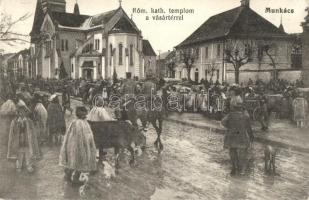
top-left (0, 99), bottom-right (309, 200)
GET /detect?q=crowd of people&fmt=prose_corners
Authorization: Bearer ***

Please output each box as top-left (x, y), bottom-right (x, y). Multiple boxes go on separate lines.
top-left (0, 73), bottom-right (308, 183)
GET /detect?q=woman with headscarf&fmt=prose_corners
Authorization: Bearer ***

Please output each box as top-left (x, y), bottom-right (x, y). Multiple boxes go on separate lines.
top-left (59, 106), bottom-right (97, 184)
top-left (7, 101), bottom-right (41, 173)
top-left (47, 94), bottom-right (66, 146)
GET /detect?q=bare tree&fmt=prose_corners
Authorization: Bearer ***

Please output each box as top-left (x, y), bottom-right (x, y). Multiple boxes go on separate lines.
top-left (224, 39), bottom-right (253, 84)
top-left (262, 43), bottom-right (278, 80)
top-left (206, 59), bottom-right (219, 82)
top-left (179, 48), bottom-right (198, 81)
top-left (0, 12), bottom-right (31, 46)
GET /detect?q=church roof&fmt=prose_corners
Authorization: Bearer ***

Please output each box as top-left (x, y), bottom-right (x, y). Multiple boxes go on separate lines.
top-left (176, 5), bottom-right (288, 48)
top-left (90, 9), bottom-right (118, 27)
top-left (51, 12), bottom-right (90, 27)
top-left (142, 40), bottom-right (157, 56)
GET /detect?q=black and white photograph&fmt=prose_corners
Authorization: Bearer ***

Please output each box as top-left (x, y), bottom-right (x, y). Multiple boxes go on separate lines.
top-left (0, 0), bottom-right (309, 199)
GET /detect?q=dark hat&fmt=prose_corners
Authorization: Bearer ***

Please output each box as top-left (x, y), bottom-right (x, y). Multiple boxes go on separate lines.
top-left (76, 106), bottom-right (88, 119)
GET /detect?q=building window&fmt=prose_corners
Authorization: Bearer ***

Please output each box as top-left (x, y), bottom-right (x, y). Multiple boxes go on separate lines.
top-left (71, 64), bottom-right (74, 73)
top-left (95, 39), bottom-right (100, 51)
top-left (65, 40), bottom-right (69, 51)
top-left (205, 46), bottom-right (209, 59)
top-left (119, 43), bottom-right (123, 65)
top-left (129, 44), bottom-right (134, 66)
top-left (216, 44), bottom-right (221, 57)
top-left (46, 40), bottom-right (51, 55)
top-left (61, 40), bottom-right (65, 51)
top-left (110, 44), bottom-right (113, 66)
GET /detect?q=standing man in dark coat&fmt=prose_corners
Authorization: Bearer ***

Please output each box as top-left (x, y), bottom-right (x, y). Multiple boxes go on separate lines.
top-left (62, 85), bottom-right (73, 115)
top-left (221, 102), bottom-right (254, 176)
top-left (121, 73), bottom-right (137, 99)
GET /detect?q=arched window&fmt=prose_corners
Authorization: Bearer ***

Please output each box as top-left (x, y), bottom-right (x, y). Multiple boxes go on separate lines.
top-left (110, 44), bottom-right (113, 65)
top-left (129, 44), bottom-right (134, 66)
top-left (119, 43), bottom-right (123, 65)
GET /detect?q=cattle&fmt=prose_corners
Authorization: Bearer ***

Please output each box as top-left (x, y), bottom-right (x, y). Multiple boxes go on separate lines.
top-left (88, 120), bottom-right (146, 168)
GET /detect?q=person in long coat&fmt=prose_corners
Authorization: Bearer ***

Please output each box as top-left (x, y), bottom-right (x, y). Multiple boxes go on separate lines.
top-left (59, 106), bottom-right (97, 184)
top-left (292, 92), bottom-right (308, 128)
top-left (47, 94), bottom-right (66, 146)
top-left (33, 94), bottom-right (48, 144)
top-left (62, 85), bottom-right (73, 115)
top-left (221, 103), bottom-right (254, 176)
top-left (87, 96), bottom-right (114, 122)
top-left (7, 101), bottom-right (41, 173)
top-left (0, 94), bottom-right (17, 149)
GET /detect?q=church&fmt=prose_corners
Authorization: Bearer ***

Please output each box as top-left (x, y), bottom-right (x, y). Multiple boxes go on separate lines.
top-left (29, 0), bottom-right (157, 80)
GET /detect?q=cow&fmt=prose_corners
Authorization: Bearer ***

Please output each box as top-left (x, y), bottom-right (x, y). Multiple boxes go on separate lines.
top-left (88, 120), bottom-right (146, 169)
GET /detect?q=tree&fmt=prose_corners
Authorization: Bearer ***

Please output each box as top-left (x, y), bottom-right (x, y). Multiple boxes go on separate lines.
top-left (224, 40), bottom-right (253, 84)
top-left (263, 44), bottom-right (278, 81)
top-left (179, 48), bottom-right (198, 81)
top-left (0, 12), bottom-right (31, 49)
top-left (206, 59), bottom-right (219, 82)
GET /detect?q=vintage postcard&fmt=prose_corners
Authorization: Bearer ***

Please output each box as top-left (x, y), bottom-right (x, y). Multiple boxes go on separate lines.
top-left (0, 0), bottom-right (309, 199)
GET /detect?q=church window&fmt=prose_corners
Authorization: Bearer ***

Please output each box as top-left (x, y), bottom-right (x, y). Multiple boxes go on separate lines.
top-left (61, 40), bottom-right (65, 51)
top-left (95, 39), bottom-right (100, 51)
top-left (119, 43), bottom-right (123, 65)
top-left (110, 44), bottom-right (113, 66)
top-left (129, 44), bottom-right (134, 66)
top-left (46, 40), bottom-right (51, 55)
top-left (65, 40), bottom-right (69, 51)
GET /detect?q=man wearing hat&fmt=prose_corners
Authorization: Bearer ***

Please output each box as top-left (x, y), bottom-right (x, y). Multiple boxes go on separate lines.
top-left (62, 85), bottom-right (73, 115)
top-left (221, 102), bottom-right (254, 176)
top-left (7, 100), bottom-right (41, 173)
top-left (47, 94), bottom-right (66, 146)
top-left (292, 92), bottom-right (308, 128)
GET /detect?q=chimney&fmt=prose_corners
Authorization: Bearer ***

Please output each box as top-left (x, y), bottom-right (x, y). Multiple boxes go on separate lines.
top-left (241, 0), bottom-right (250, 7)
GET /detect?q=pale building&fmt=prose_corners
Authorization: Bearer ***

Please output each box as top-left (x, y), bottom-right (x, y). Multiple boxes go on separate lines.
top-left (175, 0), bottom-right (299, 84)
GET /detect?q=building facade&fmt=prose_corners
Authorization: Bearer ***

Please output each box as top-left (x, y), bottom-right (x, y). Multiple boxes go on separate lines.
top-left (30, 0), bottom-right (156, 80)
top-left (175, 0), bottom-right (299, 84)
top-left (7, 49), bottom-right (31, 80)
top-left (302, 8), bottom-right (309, 86)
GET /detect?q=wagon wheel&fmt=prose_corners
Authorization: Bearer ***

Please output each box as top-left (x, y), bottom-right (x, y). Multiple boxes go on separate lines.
top-left (253, 107), bottom-right (262, 121)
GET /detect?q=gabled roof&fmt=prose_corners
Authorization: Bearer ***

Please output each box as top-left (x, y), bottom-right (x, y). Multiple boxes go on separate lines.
top-left (91, 9), bottom-right (118, 27)
top-left (51, 12), bottom-right (90, 27)
top-left (176, 5), bottom-right (288, 48)
top-left (156, 51), bottom-right (172, 60)
top-left (142, 40), bottom-right (157, 56)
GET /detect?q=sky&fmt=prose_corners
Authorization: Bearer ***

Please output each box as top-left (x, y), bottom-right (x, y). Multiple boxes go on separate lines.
top-left (0, 0), bottom-right (308, 54)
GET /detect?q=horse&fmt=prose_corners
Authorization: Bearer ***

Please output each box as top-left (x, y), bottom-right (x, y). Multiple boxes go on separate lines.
top-left (119, 95), bottom-right (165, 153)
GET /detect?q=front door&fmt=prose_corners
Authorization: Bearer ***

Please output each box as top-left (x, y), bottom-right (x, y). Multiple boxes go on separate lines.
top-left (83, 69), bottom-right (93, 80)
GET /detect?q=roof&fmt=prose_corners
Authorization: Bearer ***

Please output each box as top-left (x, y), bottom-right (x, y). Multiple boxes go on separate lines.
top-left (176, 5), bottom-right (288, 48)
top-left (142, 40), bottom-right (157, 56)
top-left (91, 9), bottom-right (118, 27)
top-left (51, 12), bottom-right (90, 27)
top-left (156, 51), bottom-right (172, 60)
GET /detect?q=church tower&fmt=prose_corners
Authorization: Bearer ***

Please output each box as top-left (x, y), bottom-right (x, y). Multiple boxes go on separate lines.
top-left (41, 0), bottom-right (66, 13)
top-left (74, 1), bottom-right (80, 15)
top-left (301, 7), bottom-right (309, 86)
top-left (30, 0), bottom-right (66, 42)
